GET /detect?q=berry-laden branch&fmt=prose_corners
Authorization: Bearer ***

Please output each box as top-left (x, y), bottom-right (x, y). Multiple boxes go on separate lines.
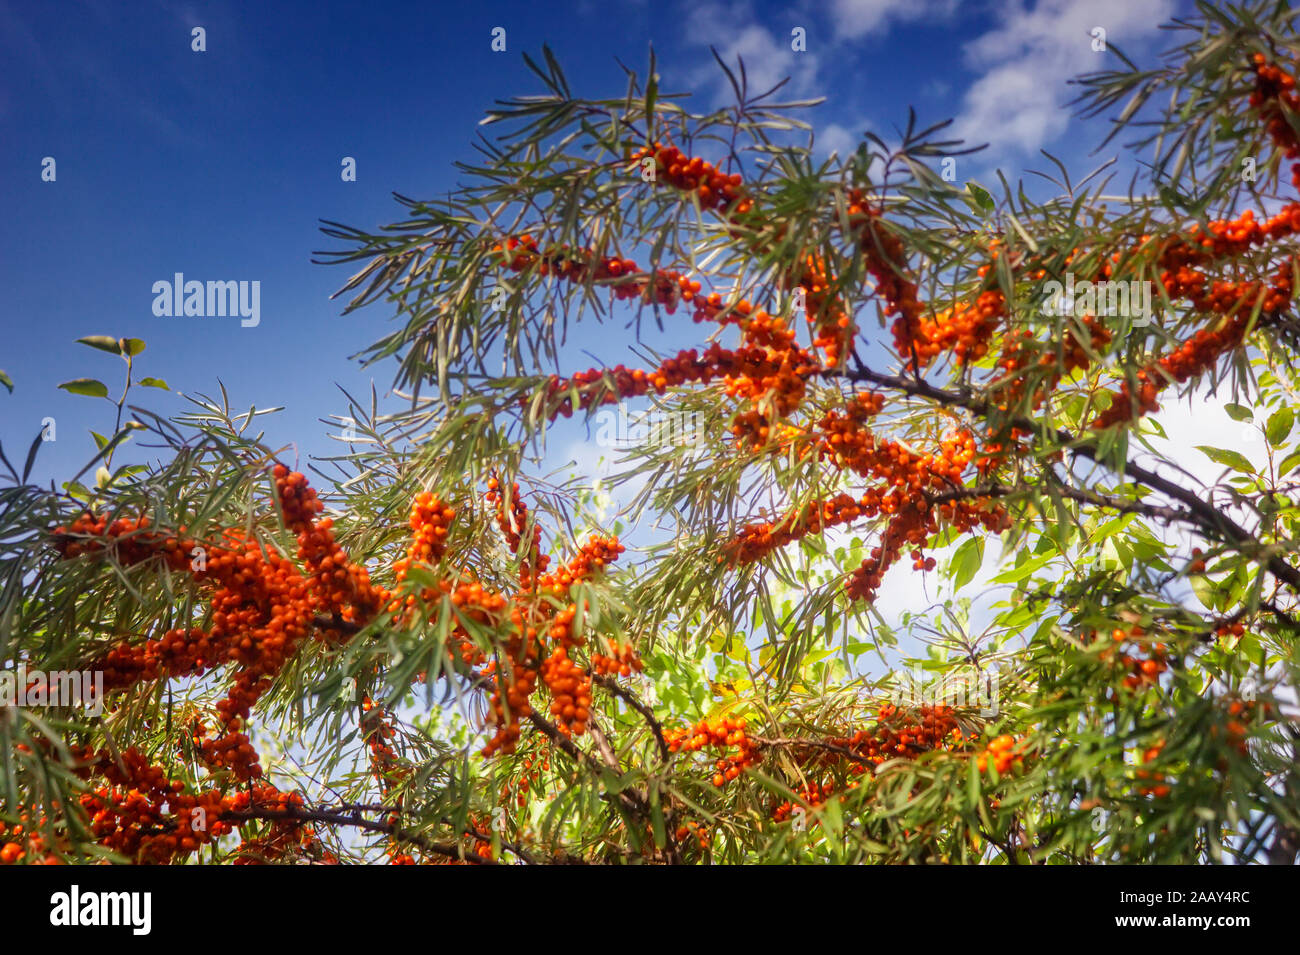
top-left (834, 359), bottom-right (1300, 596)
top-left (475, 54), bottom-right (1300, 614)
top-left (11, 14), bottom-right (1300, 867)
top-left (36, 462), bottom-right (673, 862)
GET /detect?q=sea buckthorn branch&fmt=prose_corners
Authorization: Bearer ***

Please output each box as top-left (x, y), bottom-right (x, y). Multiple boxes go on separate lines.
top-left (220, 804), bottom-right (503, 865)
top-left (44, 469), bottom-right (664, 861)
top-left (378, 481), bottom-right (675, 844)
top-left (922, 481), bottom-right (1197, 526)
top-left (750, 734), bottom-right (878, 767)
top-left (833, 360), bottom-right (1300, 595)
top-left (491, 152), bottom-right (1292, 607)
top-left (592, 672), bottom-right (670, 760)
top-left (55, 463), bottom-right (390, 783)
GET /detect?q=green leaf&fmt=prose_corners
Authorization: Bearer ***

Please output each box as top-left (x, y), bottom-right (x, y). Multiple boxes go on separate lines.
top-left (1195, 446), bottom-right (1254, 474)
top-left (1265, 406), bottom-right (1293, 446)
top-left (119, 338), bottom-right (146, 357)
top-left (0, 370), bottom-right (11, 393)
top-left (950, 537), bottom-right (984, 591)
top-left (138, 377), bottom-right (169, 390)
top-left (1190, 573), bottom-right (1220, 612)
top-left (1223, 402), bottom-right (1253, 422)
top-left (75, 335), bottom-right (122, 355)
top-left (58, 378), bottom-right (109, 398)
top-left (965, 181), bottom-right (994, 214)
top-left (1279, 450), bottom-right (1300, 477)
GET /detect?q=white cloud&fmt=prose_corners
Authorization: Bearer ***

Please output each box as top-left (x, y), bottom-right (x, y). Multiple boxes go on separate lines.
top-left (949, 0), bottom-right (1174, 157)
top-left (828, 0), bottom-right (958, 40)
top-left (817, 121), bottom-right (868, 159)
top-left (683, 2), bottom-right (821, 103)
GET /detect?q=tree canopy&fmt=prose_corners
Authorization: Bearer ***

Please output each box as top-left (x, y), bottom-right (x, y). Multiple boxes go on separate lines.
top-left (3, 0), bottom-right (1300, 865)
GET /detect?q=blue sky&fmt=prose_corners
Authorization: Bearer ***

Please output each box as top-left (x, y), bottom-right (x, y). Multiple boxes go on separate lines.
top-left (1, 0), bottom-right (1188, 493)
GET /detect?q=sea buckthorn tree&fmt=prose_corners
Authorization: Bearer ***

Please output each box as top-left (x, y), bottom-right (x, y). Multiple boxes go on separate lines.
top-left (4, 0), bottom-right (1300, 864)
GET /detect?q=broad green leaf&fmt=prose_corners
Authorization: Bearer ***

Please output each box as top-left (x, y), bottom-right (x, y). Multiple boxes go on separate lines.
top-left (58, 378), bottom-right (109, 398)
top-left (950, 536), bottom-right (984, 591)
top-left (1195, 445), bottom-right (1254, 474)
top-left (75, 335), bottom-right (122, 355)
top-left (1265, 406), bottom-right (1293, 446)
top-left (966, 181), bottom-right (994, 213)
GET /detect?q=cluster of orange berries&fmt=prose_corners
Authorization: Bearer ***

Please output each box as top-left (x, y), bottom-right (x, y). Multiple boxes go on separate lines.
top-left (726, 399), bottom-right (1008, 604)
top-left (58, 464), bottom-right (388, 786)
top-left (385, 491), bottom-right (461, 637)
top-left (827, 703), bottom-right (967, 769)
top-left (232, 823), bottom-right (328, 865)
top-left (838, 191), bottom-right (925, 366)
top-left (399, 491), bottom-right (454, 570)
top-left (773, 781), bottom-right (838, 822)
top-left (537, 535), bottom-right (625, 596)
top-left (590, 642), bottom-right (644, 677)
top-left (497, 223), bottom-right (836, 454)
top-left (1085, 625), bottom-right (1172, 701)
top-left (1094, 626), bottom-right (1169, 691)
top-left (430, 816), bottom-right (496, 864)
top-left (1157, 205), bottom-right (1300, 272)
top-left (500, 750), bottom-right (551, 807)
top-left (276, 465), bottom-right (382, 625)
top-left (360, 694), bottom-right (404, 788)
top-left (0, 841), bottom-right (33, 865)
top-left (991, 314), bottom-right (1113, 424)
top-left (540, 646), bottom-right (593, 738)
top-left (494, 234), bottom-right (649, 301)
top-left (1094, 238), bottom-right (1297, 430)
top-left (725, 491), bottom-right (875, 565)
top-left (494, 225), bottom-right (829, 447)
top-left (1210, 697), bottom-right (1275, 770)
top-left (223, 785), bottom-right (325, 864)
top-left (794, 251), bottom-right (856, 368)
top-left (486, 477), bottom-right (549, 574)
top-left (0, 805), bottom-right (64, 865)
top-left (1134, 741), bottom-right (1170, 798)
top-left (768, 707), bottom-right (970, 823)
top-left (53, 512), bottom-right (193, 568)
top-left (473, 481), bottom-right (634, 756)
top-left (1250, 53), bottom-right (1300, 184)
top-left (199, 729), bottom-right (263, 779)
top-left (1214, 619), bottom-right (1248, 642)
top-left (630, 142), bottom-right (751, 214)
top-left (674, 819), bottom-right (711, 849)
top-left (665, 716), bottom-right (761, 787)
top-left (68, 746), bottom-right (234, 863)
top-left (912, 287), bottom-right (1006, 368)
top-left (975, 734), bottom-right (1029, 776)
top-left (845, 488), bottom-right (1010, 605)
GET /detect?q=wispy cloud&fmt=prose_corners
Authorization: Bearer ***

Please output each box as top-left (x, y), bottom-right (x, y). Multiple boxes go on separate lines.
top-left (827, 0), bottom-right (958, 40)
top-left (681, 1), bottom-right (821, 105)
top-left (816, 121), bottom-right (869, 159)
top-left (949, 0), bottom-right (1174, 158)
